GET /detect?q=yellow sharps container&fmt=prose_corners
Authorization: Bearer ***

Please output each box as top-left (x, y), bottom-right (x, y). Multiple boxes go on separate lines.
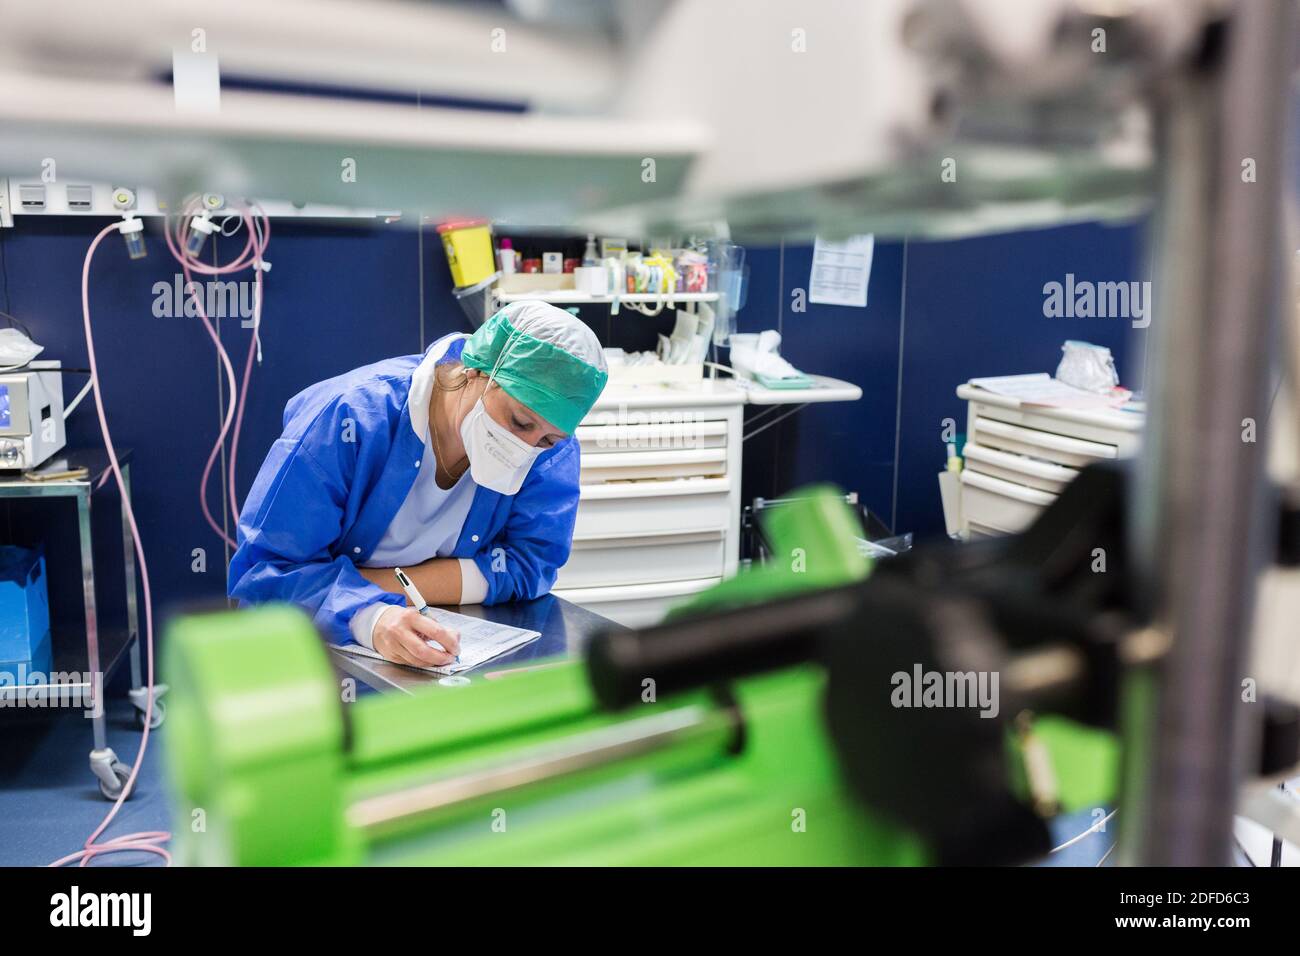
top-left (437, 219), bottom-right (496, 288)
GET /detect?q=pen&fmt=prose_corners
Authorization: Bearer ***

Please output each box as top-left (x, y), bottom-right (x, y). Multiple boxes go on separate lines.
top-left (393, 567), bottom-right (459, 663)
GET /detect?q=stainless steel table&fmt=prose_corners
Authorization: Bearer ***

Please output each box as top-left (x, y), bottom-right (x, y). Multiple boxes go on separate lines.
top-left (330, 593), bottom-right (625, 695)
top-left (0, 449), bottom-right (149, 799)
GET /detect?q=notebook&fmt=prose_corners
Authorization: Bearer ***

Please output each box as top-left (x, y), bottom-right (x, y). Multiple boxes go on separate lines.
top-left (335, 605), bottom-right (540, 677)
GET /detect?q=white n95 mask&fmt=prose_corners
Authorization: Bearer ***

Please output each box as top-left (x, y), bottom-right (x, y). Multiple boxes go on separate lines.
top-left (459, 398), bottom-right (543, 495)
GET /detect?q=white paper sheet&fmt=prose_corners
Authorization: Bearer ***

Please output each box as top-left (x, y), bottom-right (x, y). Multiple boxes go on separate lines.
top-left (968, 373), bottom-right (1131, 410)
top-left (809, 234), bottom-right (874, 307)
top-left (335, 606), bottom-right (540, 676)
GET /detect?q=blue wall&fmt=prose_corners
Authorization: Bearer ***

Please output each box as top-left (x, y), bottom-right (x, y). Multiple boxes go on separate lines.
top-left (894, 221), bottom-right (1147, 536)
top-left (0, 216), bottom-right (452, 645)
top-left (0, 213), bottom-right (1146, 649)
top-left (735, 240), bottom-right (905, 526)
top-left (738, 219), bottom-right (1147, 539)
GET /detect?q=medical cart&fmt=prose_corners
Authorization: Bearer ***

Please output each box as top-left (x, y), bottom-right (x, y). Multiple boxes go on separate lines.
top-left (0, 449), bottom-right (159, 800)
top-left (951, 383), bottom-right (1144, 539)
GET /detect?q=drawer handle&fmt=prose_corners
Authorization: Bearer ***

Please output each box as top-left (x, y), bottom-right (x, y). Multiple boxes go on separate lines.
top-left (580, 477), bottom-right (731, 500)
top-left (582, 449), bottom-right (726, 469)
top-left (975, 416), bottom-right (1117, 459)
top-left (962, 442), bottom-right (1078, 481)
top-left (576, 421), bottom-right (728, 444)
top-left (962, 469), bottom-right (1058, 506)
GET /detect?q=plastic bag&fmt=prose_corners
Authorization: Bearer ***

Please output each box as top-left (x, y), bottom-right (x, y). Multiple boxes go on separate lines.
top-left (0, 328), bottom-right (43, 369)
top-left (1056, 340), bottom-right (1118, 394)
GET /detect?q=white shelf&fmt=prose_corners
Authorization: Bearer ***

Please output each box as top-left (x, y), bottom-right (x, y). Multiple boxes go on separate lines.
top-left (589, 379), bottom-right (746, 411)
top-left (493, 290), bottom-right (720, 306)
top-left (735, 374), bottom-right (863, 405)
top-left (588, 374), bottom-right (864, 410)
top-left (2, 179), bottom-right (397, 221)
top-left (955, 383), bottom-right (1144, 431)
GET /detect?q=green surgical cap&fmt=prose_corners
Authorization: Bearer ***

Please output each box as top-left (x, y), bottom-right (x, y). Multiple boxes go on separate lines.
top-left (461, 302), bottom-right (609, 434)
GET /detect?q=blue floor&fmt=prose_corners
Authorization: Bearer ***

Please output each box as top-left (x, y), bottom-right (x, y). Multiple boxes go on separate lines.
top-left (0, 697), bottom-right (170, 867)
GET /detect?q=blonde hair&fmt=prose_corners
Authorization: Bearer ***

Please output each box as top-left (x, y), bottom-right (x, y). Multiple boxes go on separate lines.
top-left (433, 360), bottom-right (501, 396)
top-left (433, 360), bottom-right (470, 393)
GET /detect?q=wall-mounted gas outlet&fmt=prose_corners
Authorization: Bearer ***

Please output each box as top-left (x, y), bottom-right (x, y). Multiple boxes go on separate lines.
top-left (18, 184), bottom-right (45, 210)
top-left (0, 178), bottom-right (395, 222)
top-left (110, 186), bottom-right (137, 211)
top-left (66, 185), bottom-right (93, 210)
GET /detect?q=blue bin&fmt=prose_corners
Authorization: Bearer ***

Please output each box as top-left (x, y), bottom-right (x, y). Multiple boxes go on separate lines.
top-left (0, 545), bottom-right (52, 684)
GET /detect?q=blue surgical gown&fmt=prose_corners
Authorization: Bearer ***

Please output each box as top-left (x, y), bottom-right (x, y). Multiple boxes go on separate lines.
top-left (228, 334), bottom-right (581, 644)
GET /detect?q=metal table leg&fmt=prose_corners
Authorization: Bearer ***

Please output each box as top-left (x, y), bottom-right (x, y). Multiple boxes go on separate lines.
top-left (80, 475), bottom-right (131, 799)
top-left (119, 462), bottom-right (164, 730)
top-left (77, 488), bottom-right (103, 753)
top-left (121, 463), bottom-right (142, 692)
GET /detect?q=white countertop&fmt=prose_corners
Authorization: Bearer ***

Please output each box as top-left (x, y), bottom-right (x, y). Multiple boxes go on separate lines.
top-left (734, 374), bottom-right (863, 406)
top-left (955, 382), bottom-right (1144, 431)
top-left (591, 377), bottom-right (747, 410)
top-left (589, 374), bottom-right (863, 411)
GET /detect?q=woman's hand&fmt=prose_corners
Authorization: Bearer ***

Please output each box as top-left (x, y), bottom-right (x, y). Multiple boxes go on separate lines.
top-left (371, 606), bottom-right (461, 667)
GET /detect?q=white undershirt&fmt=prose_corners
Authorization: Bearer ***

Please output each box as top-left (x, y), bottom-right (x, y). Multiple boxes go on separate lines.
top-left (349, 339), bottom-right (489, 647)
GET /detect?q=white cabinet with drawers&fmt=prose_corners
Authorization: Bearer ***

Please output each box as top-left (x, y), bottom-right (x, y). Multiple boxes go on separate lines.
top-left (953, 383), bottom-right (1144, 538)
top-left (553, 382), bottom-right (745, 627)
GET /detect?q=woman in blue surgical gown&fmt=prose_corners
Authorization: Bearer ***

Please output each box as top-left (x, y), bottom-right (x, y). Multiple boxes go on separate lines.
top-left (229, 301), bottom-right (608, 667)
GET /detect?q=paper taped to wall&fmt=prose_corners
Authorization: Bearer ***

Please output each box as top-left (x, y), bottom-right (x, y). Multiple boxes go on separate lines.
top-left (809, 234), bottom-right (874, 307)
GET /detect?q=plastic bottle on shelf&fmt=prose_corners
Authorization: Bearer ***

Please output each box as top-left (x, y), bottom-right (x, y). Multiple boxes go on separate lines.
top-left (582, 234), bottom-right (599, 267)
top-left (497, 237), bottom-right (517, 275)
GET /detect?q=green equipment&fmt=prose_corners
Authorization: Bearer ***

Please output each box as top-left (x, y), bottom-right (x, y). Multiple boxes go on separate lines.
top-left (165, 482), bottom-right (1126, 866)
top-left (669, 483), bottom-right (873, 620)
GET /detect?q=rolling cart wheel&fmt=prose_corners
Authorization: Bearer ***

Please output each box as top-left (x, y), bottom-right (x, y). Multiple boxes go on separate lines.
top-left (136, 700), bottom-right (166, 730)
top-left (128, 683), bottom-right (169, 729)
top-left (98, 761), bottom-right (133, 802)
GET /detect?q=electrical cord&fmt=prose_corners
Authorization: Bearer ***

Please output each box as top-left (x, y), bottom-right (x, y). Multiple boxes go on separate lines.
top-left (1236, 837), bottom-right (1258, 866)
top-left (0, 308), bottom-right (33, 339)
top-left (1050, 808), bottom-right (1117, 854)
top-left (0, 364), bottom-right (93, 375)
top-left (50, 221), bottom-right (170, 867)
top-left (63, 379), bottom-right (94, 420)
top-left (164, 198), bottom-right (270, 549)
top-left (53, 202), bottom-right (268, 862)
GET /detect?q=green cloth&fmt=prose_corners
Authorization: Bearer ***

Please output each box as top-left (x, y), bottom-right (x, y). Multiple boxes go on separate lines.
top-left (461, 309), bottom-right (608, 434)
